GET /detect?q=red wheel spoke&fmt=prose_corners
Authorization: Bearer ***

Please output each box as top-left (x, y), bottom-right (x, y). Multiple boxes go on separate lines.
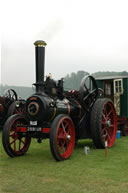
top-left (58, 128), bottom-right (63, 135)
top-left (103, 104), bottom-right (107, 116)
top-left (66, 141), bottom-right (70, 147)
top-left (16, 109), bottom-right (21, 114)
top-left (16, 108), bottom-right (24, 114)
top-left (107, 134), bottom-right (111, 143)
top-left (65, 123), bottom-right (68, 129)
top-left (10, 139), bottom-right (15, 145)
top-left (102, 134), bottom-right (106, 141)
top-left (62, 122), bottom-right (68, 134)
top-left (57, 135), bottom-right (64, 140)
top-left (102, 113), bottom-right (105, 119)
top-left (9, 133), bottom-right (15, 137)
top-left (101, 127), bottom-right (106, 135)
top-left (106, 109), bottom-right (113, 118)
top-left (101, 121), bottom-right (105, 125)
top-left (59, 142), bottom-right (66, 152)
top-left (61, 122), bottom-right (65, 131)
top-left (14, 140), bottom-right (16, 151)
top-left (19, 140), bottom-right (21, 150)
top-left (11, 127), bottom-right (15, 132)
top-left (67, 129), bottom-right (70, 135)
top-left (109, 125), bottom-right (114, 130)
top-left (102, 113), bottom-right (107, 122)
top-left (21, 139), bottom-right (25, 145)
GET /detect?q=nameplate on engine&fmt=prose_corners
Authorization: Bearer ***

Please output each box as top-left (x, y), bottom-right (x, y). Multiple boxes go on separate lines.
top-left (27, 127), bottom-right (41, 132)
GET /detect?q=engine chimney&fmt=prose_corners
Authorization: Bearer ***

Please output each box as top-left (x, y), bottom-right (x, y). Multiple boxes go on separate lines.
top-left (34, 40), bottom-right (47, 92)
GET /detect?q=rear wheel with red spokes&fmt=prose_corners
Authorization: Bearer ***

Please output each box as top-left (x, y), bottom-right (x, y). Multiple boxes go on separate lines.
top-left (50, 114), bottom-right (75, 161)
top-left (90, 98), bottom-right (117, 148)
top-left (2, 114), bottom-right (31, 157)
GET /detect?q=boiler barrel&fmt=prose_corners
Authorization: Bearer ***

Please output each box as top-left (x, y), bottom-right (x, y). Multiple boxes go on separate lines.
top-left (25, 95), bottom-right (81, 123)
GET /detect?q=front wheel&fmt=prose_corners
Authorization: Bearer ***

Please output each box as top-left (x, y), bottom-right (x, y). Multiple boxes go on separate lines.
top-left (50, 114), bottom-right (75, 161)
top-left (90, 98), bottom-right (117, 148)
top-left (2, 114), bottom-right (31, 157)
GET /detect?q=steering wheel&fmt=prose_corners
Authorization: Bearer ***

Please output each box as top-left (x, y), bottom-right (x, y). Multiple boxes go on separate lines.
top-left (3, 89), bottom-right (18, 101)
top-left (3, 89), bottom-right (18, 107)
top-left (79, 75), bottom-right (99, 111)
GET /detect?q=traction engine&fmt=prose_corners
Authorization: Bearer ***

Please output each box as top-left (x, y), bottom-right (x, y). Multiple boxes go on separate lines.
top-left (2, 41), bottom-right (117, 161)
top-left (0, 89), bottom-right (25, 128)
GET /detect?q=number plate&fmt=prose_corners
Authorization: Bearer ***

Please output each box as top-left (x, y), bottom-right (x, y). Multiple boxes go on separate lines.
top-left (27, 127), bottom-right (42, 132)
top-left (30, 121), bottom-right (37, 126)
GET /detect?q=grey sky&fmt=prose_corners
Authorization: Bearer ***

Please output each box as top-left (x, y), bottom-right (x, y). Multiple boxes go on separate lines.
top-left (1, 0), bottom-right (128, 86)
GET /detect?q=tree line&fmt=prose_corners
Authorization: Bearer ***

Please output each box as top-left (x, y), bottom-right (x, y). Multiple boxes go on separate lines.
top-left (0, 70), bottom-right (128, 98)
top-left (64, 70), bottom-right (128, 90)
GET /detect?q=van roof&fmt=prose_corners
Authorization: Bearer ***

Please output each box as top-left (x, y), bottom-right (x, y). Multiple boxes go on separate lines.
top-left (96, 75), bottom-right (128, 80)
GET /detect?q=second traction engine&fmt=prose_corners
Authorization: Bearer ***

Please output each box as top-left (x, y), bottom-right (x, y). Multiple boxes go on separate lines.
top-left (2, 40), bottom-right (117, 161)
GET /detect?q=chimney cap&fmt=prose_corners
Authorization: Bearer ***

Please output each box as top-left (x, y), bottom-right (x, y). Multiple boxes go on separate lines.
top-left (34, 40), bottom-right (47, 47)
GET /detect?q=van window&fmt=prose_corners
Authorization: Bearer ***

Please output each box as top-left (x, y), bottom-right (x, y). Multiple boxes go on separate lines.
top-left (114, 79), bottom-right (123, 94)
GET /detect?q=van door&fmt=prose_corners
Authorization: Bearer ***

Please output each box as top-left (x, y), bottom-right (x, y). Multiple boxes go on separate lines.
top-left (103, 80), bottom-right (114, 102)
top-left (113, 79), bottom-right (123, 115)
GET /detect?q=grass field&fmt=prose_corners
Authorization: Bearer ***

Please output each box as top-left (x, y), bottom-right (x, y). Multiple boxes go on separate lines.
top-left (0, 131), bottom-right (128, 193)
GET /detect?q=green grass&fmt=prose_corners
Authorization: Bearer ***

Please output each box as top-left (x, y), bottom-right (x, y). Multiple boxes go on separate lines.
top-left (0, 132), bottom-right (128, 193)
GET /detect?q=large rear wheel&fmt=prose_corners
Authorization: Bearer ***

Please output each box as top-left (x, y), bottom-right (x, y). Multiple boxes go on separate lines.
top-left (2, 114), bottom-right (31, 157)
top-left (90, 98), bottom-right (117, 148)
top-left (50, 114), bottom-right (75, 161)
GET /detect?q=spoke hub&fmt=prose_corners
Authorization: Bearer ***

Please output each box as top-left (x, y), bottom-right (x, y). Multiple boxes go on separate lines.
top-left (12, 132), bottom-right (18, 139)
top-left (66, 134), bottom-right (71, 141)
top-left (105, 119), bottom-right (111, 128)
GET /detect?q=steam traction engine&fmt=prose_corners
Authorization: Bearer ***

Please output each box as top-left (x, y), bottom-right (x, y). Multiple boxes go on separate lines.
top-left (0, 89), bottom-right (25, 129)
top-left (2, 41), bottom-right (117, 161)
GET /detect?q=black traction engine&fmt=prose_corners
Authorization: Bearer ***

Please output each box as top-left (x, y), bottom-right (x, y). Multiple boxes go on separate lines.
top-left (2, 40), bottom-right (117, 161)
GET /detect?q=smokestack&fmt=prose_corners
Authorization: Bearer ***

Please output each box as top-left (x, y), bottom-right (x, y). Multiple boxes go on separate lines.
top-left (34, 40), bottom-right (47, 92)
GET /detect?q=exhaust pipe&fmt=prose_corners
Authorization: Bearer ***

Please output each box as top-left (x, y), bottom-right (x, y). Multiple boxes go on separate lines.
top-left (34, 40), bottom-right (47, 93)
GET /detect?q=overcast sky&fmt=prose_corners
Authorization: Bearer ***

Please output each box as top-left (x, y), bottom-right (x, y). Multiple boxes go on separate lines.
top-left (1, 0), bottom-right (128, 86)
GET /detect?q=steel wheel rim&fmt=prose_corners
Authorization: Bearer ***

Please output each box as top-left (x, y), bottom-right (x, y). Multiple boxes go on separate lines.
top-left (8, 117), bottom-right (29, 155)
top-left (101, 101), bottom-right (117, 147)
top-left (55, 117), bottom-right (75, 159)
